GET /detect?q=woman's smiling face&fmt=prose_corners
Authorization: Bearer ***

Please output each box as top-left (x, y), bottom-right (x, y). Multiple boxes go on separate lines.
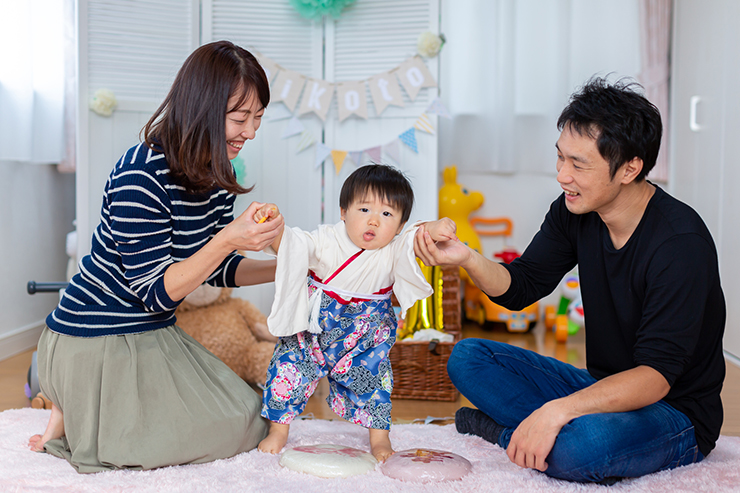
top-left (225, 91), bottom-right (264, 160)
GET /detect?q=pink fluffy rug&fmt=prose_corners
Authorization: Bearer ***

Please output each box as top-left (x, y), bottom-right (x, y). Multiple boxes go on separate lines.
top-left (2, 408), bottom-right (739, 492)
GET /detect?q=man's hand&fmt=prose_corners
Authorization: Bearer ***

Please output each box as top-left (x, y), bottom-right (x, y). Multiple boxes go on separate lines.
top-left (414, 222), bottom-right (471, 267)
top-left (506, 401), bottom-right (571, 471)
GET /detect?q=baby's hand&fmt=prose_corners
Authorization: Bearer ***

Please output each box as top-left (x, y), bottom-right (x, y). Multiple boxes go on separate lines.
top-left (254, 203), bottom-right (280, 224)
top-left (424, 218), bottom-right (458, 242)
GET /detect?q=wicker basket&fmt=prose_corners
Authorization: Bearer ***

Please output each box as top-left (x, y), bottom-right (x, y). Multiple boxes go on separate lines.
top-left (390, 266), bottom-right (462, 401)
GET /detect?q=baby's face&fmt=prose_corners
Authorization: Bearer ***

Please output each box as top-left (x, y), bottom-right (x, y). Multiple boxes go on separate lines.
top-left (341, 195), bottom-right (405, 250)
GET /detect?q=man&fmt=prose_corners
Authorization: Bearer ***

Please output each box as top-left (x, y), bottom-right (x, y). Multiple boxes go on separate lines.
top-left (415, 77), bottom-right (725, 484)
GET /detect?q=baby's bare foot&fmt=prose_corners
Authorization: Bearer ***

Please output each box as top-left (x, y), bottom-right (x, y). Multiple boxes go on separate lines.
top-left (258, 422), bottom-right (290, 454)
top-left (369, 428), bottom-right (394, 463)
top-left (29, 403), bottom-right (64, 452)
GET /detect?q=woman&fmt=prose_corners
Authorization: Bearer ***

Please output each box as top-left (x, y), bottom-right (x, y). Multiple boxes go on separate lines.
top-left (28, 40), bottom-right (284, 473)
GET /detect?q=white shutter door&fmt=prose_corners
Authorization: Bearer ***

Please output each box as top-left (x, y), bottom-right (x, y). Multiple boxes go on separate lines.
top-left (204, 0), bottom-right (324, 233)
top-left (324, 0), bottom-right (440, 225)
top-left (77, 0), bottom-right (199, 259)
top-left (203, 0), bottom-right (325, 312)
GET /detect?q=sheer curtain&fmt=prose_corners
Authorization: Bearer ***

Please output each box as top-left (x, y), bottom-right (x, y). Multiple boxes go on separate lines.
top-left (0, 0), bottom-right (69, 165)
top-left (438, 0), bottom-right (642, 174)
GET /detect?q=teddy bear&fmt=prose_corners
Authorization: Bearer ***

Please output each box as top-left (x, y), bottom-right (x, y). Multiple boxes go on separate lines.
top-left (175, 284), bottom-right (277, 387)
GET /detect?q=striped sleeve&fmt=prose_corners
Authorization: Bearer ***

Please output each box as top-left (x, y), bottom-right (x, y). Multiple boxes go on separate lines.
top-left (106, 157), bottom-right (176, 313)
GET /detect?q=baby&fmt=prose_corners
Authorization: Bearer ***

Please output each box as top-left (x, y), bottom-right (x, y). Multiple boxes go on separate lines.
top-left (255, 164), bottom-right (454, 462)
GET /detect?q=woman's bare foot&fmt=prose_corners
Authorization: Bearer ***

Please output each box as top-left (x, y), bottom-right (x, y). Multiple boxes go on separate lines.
top-left (369, 428), bottom-right (394, 462)
top-left (258, 422), bottom-right (290, 454)
top-left (29, 403), bottom-right (64, 452)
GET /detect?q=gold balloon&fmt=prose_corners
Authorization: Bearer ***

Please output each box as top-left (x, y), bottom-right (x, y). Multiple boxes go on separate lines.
top-left (397, 260), bottom-right (447, 339)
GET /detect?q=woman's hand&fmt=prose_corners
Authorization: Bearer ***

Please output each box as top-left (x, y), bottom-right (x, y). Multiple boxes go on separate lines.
top-left (223, 201), bottom-right (284, 253)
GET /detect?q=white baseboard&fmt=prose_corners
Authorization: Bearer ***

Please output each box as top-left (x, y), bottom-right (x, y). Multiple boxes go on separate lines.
top-left (0, 322), bottom-right (44, 362)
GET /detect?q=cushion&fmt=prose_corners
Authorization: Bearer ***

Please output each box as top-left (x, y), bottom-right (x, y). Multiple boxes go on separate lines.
top-left (381, 448), bottom-right (472, 483)
top-left (279, 444), bottom-right (378, 478)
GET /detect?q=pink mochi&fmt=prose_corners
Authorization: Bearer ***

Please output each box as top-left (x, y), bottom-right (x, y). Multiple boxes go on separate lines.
top-left (381, 448), bottom-right (472, 483)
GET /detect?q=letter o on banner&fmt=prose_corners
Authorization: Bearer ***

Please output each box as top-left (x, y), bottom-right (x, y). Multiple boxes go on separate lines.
top-left (406, 67), bottom-right (425, 87)
top-left (344, 90), bottom-right (360, 111)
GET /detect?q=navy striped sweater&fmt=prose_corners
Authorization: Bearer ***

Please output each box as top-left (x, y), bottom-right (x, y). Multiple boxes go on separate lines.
top-left (47, 143), bottom-right (244, 337)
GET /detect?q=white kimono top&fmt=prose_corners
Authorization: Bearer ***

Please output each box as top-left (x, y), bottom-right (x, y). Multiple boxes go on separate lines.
top-left (265, 221), bottom-right (433, 337)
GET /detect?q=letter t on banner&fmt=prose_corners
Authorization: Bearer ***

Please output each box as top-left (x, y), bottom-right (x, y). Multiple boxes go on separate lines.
top-left (298, 78), bottom-right (334, 121)
top-left (369, 72), bottom-right (405, 115)
top-left (336, 81), bottom-right (368, 122)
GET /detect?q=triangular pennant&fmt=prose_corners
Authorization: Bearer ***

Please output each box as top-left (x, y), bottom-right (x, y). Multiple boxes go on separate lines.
top-left (263, 103), bottom-right (294, 122)
top-left (331, 150), bottom-right (348, 175)
top-left (315, 143), bottom-right (332, 169)
top-left (365, 146), bottom-right (382, 163)
top-left (368, 72), bottom-right (405, 116)
top-left (296, 130), bottom-right (316, 153)
top-left (336, 81), bottom-right (369, 121)
top-left (398, 128), bottom-right (418, 153)
top-left (297, 79), bottom-right (335, 121)
top-left (414, 113), bottom-right (435, 134)
top-left (253, 51), bottom-right (279, 83)
top-left (349, 151), bottom-right (363, 166)
top-left (425, 97), bottom-right (451, 119)
top-left (396, 56), bottom-right (437, 101)
top-left (281, 117), bottom-right (305, 139)
top-left (272, 69), bottom-right (306, 112)
top-left (383, 139), bottom-right (401, 164)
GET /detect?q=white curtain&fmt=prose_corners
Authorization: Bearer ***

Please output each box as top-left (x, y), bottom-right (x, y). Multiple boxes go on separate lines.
top-left (438, 0), bottom-right (642, 174)
top-left (0, 0), bottom-right (67, 165)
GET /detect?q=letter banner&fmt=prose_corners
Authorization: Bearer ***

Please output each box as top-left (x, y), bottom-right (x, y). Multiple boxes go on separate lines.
top-left (272, 69), bottom-right (306, 112)
top-left (396, 56), bottom-right (437, 101)
top-left (336, 81), bottom-right (369, 122)
top-left (298, 78), bottom-right (334, 121)
top-left (254, 51), bottom-right (279, 83)
top-left (369, 71), bottom-right (405, 116)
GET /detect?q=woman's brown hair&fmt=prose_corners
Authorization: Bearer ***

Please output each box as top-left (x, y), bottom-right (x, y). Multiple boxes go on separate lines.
top-left (143, 40), bottom-right (270, 194)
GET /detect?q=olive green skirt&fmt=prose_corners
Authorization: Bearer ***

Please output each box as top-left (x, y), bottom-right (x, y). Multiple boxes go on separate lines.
top-left (37, 325), bottom-right (269, 473)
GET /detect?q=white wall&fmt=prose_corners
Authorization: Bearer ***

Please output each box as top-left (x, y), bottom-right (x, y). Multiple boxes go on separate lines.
top-left (0, 161), bottom-right (75, 360)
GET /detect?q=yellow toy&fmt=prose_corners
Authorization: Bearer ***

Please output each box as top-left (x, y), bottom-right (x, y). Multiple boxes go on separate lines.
top-left (439, 166), bottom-right (538, 332)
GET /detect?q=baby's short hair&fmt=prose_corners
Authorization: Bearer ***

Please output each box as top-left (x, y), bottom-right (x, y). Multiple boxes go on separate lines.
top-left (339, 164), bottom-right (414, 223)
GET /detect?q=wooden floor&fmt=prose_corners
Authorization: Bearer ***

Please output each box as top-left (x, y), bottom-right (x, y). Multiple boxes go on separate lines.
top-left (1, 322), bottom-right (739, 436)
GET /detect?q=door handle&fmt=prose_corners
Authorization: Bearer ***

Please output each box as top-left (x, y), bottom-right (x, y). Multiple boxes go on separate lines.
top-left (689, 96), bottom-right (703, 132)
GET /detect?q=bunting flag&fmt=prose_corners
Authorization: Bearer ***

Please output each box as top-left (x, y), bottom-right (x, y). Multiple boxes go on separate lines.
top-left (296, 130), bottom-right (316, 153)
top-left (365, 146), bottom-right (382, 163)
top-left (254, 51), bottom-right (278, 83)
top-left (315, 142), bottom-right (332, 169)
top-left (257, 50), bottom-right (441, 122)
top-left (414, 113), bottom-right (435, 134)
top-left (280, 116), bottom-right (305, 139)
top-left (383, 139), bottom-right (401, 164)
top-left (263, 103), bottom-right (293, 121)
top-left (298, 78), bottom-right (335, 121)
top-left (349, 150), bottom-right (363, 167)
top-left (396, 56), bottom-right (437, 101)
top-left (368, 71), bottom-right (405, 115)
top-left (330, 150), bottom-right (348, 175)
top-left (425, 97), bottom-right (451, 119)
top-left (272, 69), bottom-right (306, 112)
top-left (398, 128), bottom-right (418, 153)
top-left (336, 81), bottom-right (369, 122)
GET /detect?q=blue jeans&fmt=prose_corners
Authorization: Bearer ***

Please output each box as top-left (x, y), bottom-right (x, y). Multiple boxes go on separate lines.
top-left (447, 339), bottom-right (703, 483)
